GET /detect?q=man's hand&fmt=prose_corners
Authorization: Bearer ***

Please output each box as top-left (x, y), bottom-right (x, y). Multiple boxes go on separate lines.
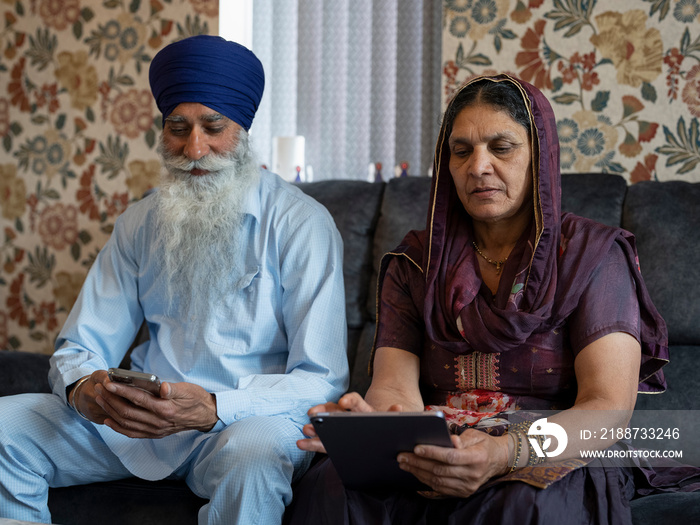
top-left (82, 373), bottom-right (218, 439)
top-left (69, 370), bottom-right (111, 425)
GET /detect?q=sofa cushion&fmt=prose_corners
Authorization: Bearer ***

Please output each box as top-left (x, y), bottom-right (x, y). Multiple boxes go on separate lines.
top-left (297, 181), bottom-right (384, 330)
top-left (561, 173), bottom-right (627, 227)
top-left (349, 322), bottom-right (376, 396)
top-left (630, 492), bottom-right (700, 525)
top-left (633, 345), bottom-right (699, 410)
top-left (346, 326), bottom-right (363, 385)
top-left (49, 478), bottom-right (205, 525)
top-left (0, 351), bottom-right (51, 396)
top-left (622, 181), bottom-right (700, 345)
top-left (368, 177), bottom-right (433, 320)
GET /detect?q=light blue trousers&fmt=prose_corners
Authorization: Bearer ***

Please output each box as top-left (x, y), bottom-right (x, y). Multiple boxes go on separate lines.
top-left (0, 393), bottom-right (312, 525)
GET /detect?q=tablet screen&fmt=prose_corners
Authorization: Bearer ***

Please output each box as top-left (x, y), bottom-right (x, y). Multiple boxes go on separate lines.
top-left (310, 411), bottom-right (453, 491)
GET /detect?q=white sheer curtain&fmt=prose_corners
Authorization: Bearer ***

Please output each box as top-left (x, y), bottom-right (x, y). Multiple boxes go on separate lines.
top-left (248, 0), bottom-right (442, 181)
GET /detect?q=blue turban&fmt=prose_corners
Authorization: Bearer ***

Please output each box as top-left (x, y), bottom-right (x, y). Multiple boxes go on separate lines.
top-left (149, 35), bottom-right (265, 131)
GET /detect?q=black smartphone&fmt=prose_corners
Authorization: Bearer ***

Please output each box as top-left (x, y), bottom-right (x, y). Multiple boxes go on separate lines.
top-left (107, 368), bottom-right (162, 396)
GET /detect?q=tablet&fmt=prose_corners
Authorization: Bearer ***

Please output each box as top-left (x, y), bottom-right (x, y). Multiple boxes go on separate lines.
top-left (310, 411), bottom-right (453, 491)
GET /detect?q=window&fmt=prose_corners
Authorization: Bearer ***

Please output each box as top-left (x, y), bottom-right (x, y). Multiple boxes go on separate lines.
top-left (222, 0), bottom-right (442, 181)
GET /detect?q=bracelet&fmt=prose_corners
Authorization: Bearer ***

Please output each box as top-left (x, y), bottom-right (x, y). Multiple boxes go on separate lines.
top-left (69, 376), bottom-right (91, 421)
top-left (508, 420), bottom-right (534, 434)
top-left (507, 420), bottom-right (548, 467)
top-left (527, 433), bottom-right (547, 466)
top-left (508, 431), bottom-right (523, 473)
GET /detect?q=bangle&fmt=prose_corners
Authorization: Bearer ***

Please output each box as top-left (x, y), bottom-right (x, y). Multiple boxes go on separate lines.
top-left (508, 420), bottom-right (534, 434)
top-left (69, 376), bottom-right (91, 421)
top-left (507, 420), bottom-right (548, 468)
top-left (508, 431), bottom-right (523, 473)
top-left (527, 433), bottom-right (547, 466)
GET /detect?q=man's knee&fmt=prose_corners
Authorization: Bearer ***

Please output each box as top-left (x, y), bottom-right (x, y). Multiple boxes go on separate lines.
top-left (0, 393), bottom-right (129, 487)
top-left (0, 394), bottom-right (61, 445)
top-left (189, 415), bottom-right (310, 497)
top-left (0, 394), bottom-right (61, 496)
top-left (217, 416), bottom-right (306, 468)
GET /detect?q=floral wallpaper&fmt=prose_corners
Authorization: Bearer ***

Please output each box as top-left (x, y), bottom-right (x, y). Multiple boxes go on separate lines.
top-left (3, 0), bottom-right (699, 355)
top-left (442, 0), bottom-right (700, 183)
top-left (0, 0), bottom-right (217, 354)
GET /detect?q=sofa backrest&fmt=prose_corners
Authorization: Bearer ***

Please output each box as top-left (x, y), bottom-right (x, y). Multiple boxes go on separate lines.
top-left (296, 181), bottom-right (384, 332)
top-left (561, 173), bottom-right (627, 227)
top-left (622, 181), bottom-right (700, 346)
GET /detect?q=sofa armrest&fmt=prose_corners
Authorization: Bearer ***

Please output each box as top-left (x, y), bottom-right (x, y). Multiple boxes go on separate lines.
top-left (0, 351), bottom-right (51, 396)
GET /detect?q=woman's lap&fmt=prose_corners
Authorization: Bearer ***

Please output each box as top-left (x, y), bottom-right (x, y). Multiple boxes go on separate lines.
top-left (284, 457), bottom-right (637, 525)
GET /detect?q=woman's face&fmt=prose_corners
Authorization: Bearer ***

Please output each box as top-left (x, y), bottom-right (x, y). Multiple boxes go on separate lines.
top-left (448, 103), bottom-right (533, 228)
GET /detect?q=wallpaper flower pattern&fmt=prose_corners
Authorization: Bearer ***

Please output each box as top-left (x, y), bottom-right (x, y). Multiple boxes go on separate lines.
top-left (442, 0), bottom-right (700, 183)
top-left (2, 0), bottom-right (699, 355)
top-left (1, 0), bottom-right (217, 353)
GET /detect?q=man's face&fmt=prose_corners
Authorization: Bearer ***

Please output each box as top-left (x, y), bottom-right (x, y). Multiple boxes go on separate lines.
top-left (156, 107), bottom-right (259, 315)
top-left (161, 102), bottom-right (243, 176)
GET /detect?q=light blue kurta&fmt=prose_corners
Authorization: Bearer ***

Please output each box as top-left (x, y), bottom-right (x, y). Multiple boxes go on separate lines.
top-left (47, 169), bottom-right (348, 479)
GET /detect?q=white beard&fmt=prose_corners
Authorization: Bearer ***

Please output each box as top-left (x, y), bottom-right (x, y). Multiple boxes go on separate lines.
top-left (155, 131), bottom-right (260, 316)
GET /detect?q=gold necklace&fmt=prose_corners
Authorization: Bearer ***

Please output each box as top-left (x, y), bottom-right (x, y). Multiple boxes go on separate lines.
top-left (472, 242), bottom-right (507, 274)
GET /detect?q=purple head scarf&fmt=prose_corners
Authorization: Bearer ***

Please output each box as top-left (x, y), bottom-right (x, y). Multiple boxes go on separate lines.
top-left (149, 35), bottom-right (265, 131)
top-left (375, 74), bottom-right (668, 393)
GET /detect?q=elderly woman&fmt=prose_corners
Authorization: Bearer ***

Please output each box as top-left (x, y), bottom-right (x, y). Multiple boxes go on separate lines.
top-left (285, 75), bottom-right (698, 524)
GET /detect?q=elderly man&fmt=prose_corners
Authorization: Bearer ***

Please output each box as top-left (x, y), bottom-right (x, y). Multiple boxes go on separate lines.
top-left (0, 35), bottom-right (348, 524)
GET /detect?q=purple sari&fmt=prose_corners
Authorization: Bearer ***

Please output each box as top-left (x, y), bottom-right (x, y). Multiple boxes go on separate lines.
top-left (284, 75), bottom-right (697, 525)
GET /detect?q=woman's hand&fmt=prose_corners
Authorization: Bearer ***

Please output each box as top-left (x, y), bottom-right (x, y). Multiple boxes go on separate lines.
top-left (397, 429), bottom-right (511, 498)
top-left (297, 392), bottom-right (404, 453)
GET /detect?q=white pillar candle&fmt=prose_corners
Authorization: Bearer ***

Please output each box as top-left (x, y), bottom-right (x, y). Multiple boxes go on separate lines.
top-left (272, 136), bottom-right (306, 182)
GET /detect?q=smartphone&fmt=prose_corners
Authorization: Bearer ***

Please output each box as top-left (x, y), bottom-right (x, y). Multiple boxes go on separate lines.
top-left (107, 368), bottom-right (161, 396)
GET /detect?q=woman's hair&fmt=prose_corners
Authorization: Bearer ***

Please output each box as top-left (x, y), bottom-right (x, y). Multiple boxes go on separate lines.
top-left (443, 78), bottom-right (531, 139)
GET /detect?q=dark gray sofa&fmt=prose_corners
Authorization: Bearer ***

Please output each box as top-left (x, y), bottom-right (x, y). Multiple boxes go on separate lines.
top-left (1, 173), bottom-right (698, 524)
